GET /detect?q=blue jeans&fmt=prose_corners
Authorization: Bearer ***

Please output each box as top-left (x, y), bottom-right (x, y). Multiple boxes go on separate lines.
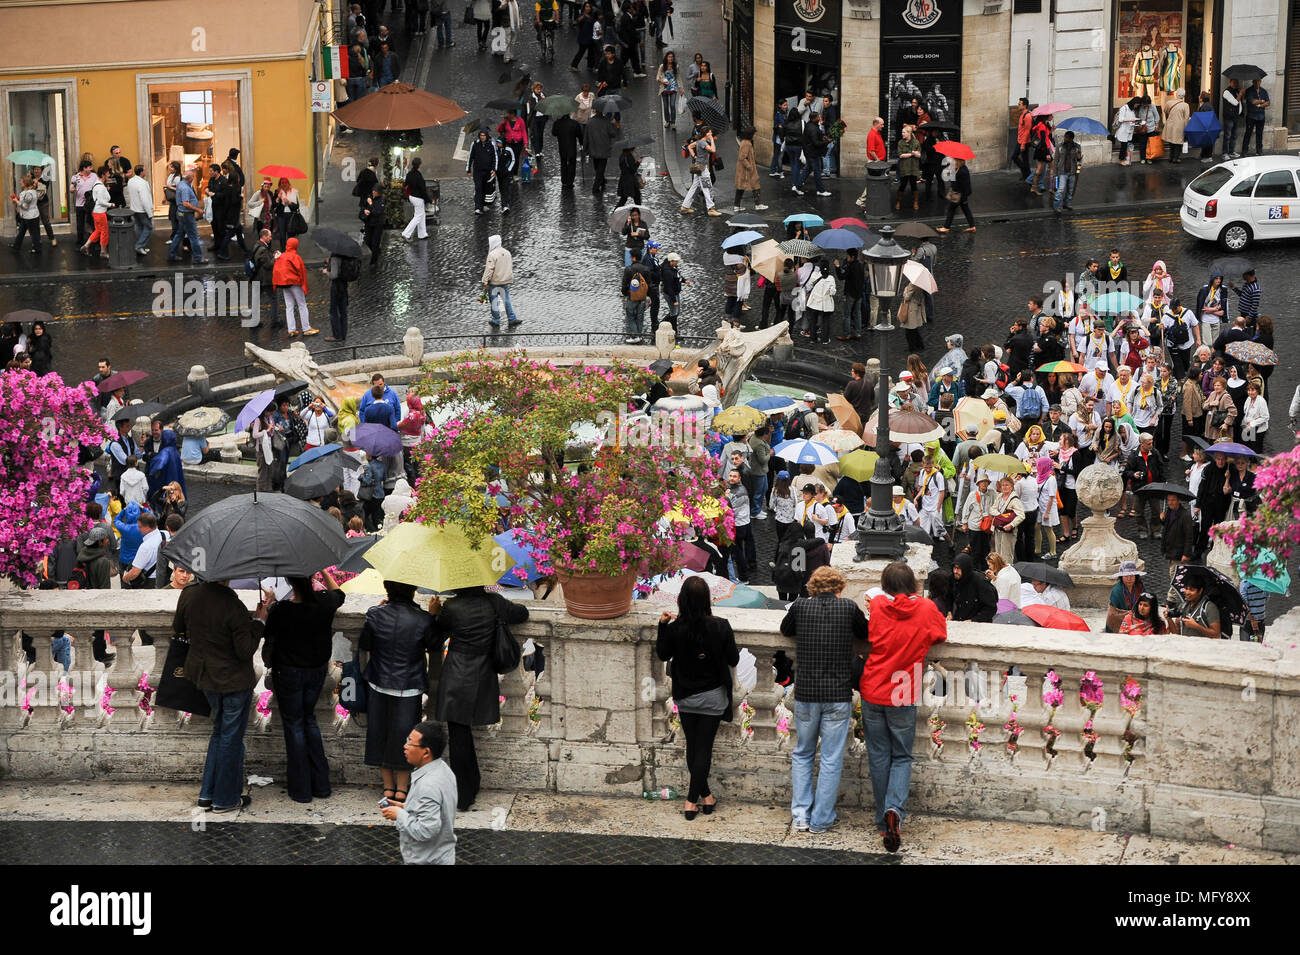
top-left (661, 92), bottom-right (677, 125)
top-left (842, 295), bottom-right (863, 336)
top-left (1223, 116), bottom-right (1238, 154)
top-left (770, 139), bottom-right (784, 174)
top-left (168, 212), bottom-right (204, 262)
top-left (1053, 173), bottom-right (1077, 210)
top-left (750, 472), bottom-right (769, 516)
top-left (863, 702), bottom-right (917, 830)
top-left (791, 700), bottom-right (852, 830)
top-left (200, 689), bottom-right (253, 810)
top-left (133, 211), bottom-right (153, 251)
top-left (797, 159), bottom-right (824, 193)
top-left (488, 284), bottom-right (519, 325)
top-left (437, 10), bottom-right (453, 46)
top-left (272, 664), bottom-right (331, 802)
top-left (823, 140), bottom-right (837, 176)
top-left (623, 297), bottom-right (647, 338)
top-left (346, 77), bottom-right (369, 103)
top-left (783, 146), bottom-right (803, 185)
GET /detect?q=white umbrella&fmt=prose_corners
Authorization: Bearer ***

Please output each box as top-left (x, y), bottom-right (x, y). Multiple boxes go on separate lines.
top-left (650, 571), bottom-right (737, 604)
top-left (903, 259), bottom-right (938, 294)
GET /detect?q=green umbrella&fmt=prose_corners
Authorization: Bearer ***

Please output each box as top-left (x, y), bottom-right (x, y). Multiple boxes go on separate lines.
top-left (1235, 546), bottom-right (1291, 595)
top-left (538, 94), bottom-right (579, 117)
top-left (6, 150), bottom-right (54, 167)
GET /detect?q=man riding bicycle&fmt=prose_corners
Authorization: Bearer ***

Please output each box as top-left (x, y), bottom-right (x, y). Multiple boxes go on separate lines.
top-left (535, 0), bottom-right (558, 38)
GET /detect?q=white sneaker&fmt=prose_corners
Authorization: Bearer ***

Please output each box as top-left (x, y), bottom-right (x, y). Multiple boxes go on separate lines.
top-left (754, 203), bottom-right (769, 210)
top-left (754, 510), bottom-right (767, 519)
top-left (732, 206), bottom-right (742, 213)
top-left (816, 190), bottom-right (832, 197)
top-left (792, 819), bottom-right (810, 832)
top-left (791, 186), bottom-right (804, 196)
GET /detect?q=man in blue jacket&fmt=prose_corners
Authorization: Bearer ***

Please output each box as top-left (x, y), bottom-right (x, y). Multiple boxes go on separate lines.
top-left (359, 373), bottom-right (402, 430)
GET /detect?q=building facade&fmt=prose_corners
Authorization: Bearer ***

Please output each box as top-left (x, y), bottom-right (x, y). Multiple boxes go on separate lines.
top-left (732, 0), bottom-right (1298, 172)
top-left (0, 0), bottom-right (339, 236)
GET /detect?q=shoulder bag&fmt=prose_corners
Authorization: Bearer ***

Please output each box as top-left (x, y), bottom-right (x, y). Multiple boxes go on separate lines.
top-left (154, 632), bottom-right (213, 716)
top-left (491, 613), bottom-right (522, 674)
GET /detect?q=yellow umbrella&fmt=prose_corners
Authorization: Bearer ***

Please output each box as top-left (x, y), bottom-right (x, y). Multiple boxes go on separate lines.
top-left (711, 404), bottom-right (768, 435)
top-left (363, 521), bottom-right (513, 591)
top-left (954, 396), bottom-right (995, 439)
top-left (815, 428), bottom-right (865, 453)
top-left (665, 496), bottom-right (725, 523)
top-left (838, 448), bottom-right (879, 481)
top-left (341, 567), bottom-right (388, 595)
top-left (971, 453), bottom-right (1030, 475)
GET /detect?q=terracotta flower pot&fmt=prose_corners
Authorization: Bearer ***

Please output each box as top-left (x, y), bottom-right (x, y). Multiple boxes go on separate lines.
top-left (556, 570), bottom-right (637, 619)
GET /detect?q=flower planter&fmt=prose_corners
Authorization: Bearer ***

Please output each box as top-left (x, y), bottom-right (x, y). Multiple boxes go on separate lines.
top-left (557, 570), bottom-right (638, 619)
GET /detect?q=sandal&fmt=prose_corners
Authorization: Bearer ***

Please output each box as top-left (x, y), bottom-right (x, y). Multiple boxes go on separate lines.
top-left (383, 788), bottom-right (396, 802)
top-left (392, 789), bottom-right (407, 806)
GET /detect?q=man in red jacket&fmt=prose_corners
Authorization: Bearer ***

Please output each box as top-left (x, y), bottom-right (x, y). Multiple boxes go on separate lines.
top-left (866, 116), bottom-right (886, 161)
top-left (860, 560), bottom-right (947, 852)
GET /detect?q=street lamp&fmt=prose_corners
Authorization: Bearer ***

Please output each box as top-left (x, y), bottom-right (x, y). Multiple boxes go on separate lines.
top-left (855, 225), bottom-right (913, 560)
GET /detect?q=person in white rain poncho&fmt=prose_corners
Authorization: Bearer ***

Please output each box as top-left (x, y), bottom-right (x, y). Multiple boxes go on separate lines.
top-left (1020, 578), bottom-right (1071, 609)
top-left (913, 453), bottom-right (947, 541)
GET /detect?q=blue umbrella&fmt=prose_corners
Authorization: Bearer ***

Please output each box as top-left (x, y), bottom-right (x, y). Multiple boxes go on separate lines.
top-left (235, 389), bottom-right (275, 433)
top-left (772, 438), bottom-right (839, 466)
top-left (1206, 441), bottom-right (1256, 457)
top-left (1056, 116), bottom-right (1108, 136)
top-left (1234, 546), bottom-right (1291, 595)
top-left (288, 443), bottom-right (342, 472)
top-left (813, 228), bottom-right (865, 251)
top-left (349, 423), bottom-right (402, 457)
top-left (746, 395), bottom-right (799, 414)
top-left (721, 230), bottom-right (764, 249)
top-left (1184, 111), bottom-right (1223, 150)
top-left (1089, 291), bottom-right (1144, 314)
top-left (783, 213), bottom-right (824, 227)
top-left (494, 529), bottom-right (544, 585)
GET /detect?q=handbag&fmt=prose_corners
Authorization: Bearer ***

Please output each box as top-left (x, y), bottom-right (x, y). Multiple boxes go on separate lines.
top-left (339, 650), bottom-right (369, 714)
top-left (688, 160), bottom-right (703, 175)
top-left (491, 617), bottom-right (522, 674)
top-left (978, 515), bottom-right (994, 533)
top-left (288, 209), bottom-right (308, 236)
top-left (992, 510), bottom-right (1016, 530)
top-left (713, 155), bottom-right (724, 171)
top-left (1146, 136), bottom-right (1165, 160)
top-left (464, 3), bottom-right (474, 23)
top-left (154, 633), bottom-right (212, 716)
top-left (945, 187), bottom-right (961, 203)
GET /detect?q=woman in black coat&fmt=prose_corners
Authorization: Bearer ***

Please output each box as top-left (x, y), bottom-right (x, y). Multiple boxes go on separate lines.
top-left (937, 157), bottom-right (975, 233)
top-left (616, 147), bottom-right (643, 208)
top-left (27, 320), bottom-right (52, 375)
top-left (655, 575), bottom-right (739, 819)
top-left (950, 552), bottom-right (997, 622)
top-left (433, 585), bottom-right (529, 811)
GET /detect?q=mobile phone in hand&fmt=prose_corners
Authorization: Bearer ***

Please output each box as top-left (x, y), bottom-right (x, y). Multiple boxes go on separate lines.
top-left (378, 797), bottom-right (392, 808)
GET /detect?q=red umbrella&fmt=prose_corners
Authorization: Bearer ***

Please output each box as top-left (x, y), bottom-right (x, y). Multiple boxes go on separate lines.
top-left (934, 141), bottom-right (975, 161)
top-left (1032, 102), bottom-right (1072, 116)
top-left (97, 370), bottom-right (149, 393)
top-left (258, 165), bottom-right (307, 179)
top-left (640, 541), bottom-right (711, 577)
top-left (1022, 604), bottom-right (1090, 632)
top-left (828, 217), bottom-right (868, 229)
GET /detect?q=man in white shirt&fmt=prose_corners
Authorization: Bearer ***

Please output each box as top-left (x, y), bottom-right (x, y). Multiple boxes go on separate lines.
top-left (1079, 367), bottom-right (1120, 418)
top-left (124, 165), bottom-right (154, 255)
top-left (123, 512), bottom-right (162, 589)
top-left (380, 721), bottom-right (457, 865)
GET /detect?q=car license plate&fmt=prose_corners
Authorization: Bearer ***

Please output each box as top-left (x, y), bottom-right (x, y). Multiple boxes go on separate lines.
top-left (1185, 206), bottom-right (1198, 219)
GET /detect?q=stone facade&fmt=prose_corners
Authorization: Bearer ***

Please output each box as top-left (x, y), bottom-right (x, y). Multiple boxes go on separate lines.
top-left (3, 591), bottom-right (1299, 850)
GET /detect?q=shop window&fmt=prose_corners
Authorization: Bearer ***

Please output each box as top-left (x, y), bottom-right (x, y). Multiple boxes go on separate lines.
top-left (147, 80), bottom-right (241, 214)
top-left (179, 91), bottom-right (214, 125)
top-left (1253, 170), bottom-right (1298, 199)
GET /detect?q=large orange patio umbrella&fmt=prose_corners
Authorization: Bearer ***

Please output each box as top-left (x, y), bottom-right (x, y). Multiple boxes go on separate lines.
top-left (333, 81), bottom-right (467, 131)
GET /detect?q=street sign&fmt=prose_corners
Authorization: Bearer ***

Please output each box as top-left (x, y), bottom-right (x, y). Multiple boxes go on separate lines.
top-left (310, 80), bottom-right (333, 113)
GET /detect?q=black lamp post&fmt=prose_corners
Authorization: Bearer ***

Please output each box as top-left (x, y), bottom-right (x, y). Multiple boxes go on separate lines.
top-left (855, 226), bottom-right (913, 560)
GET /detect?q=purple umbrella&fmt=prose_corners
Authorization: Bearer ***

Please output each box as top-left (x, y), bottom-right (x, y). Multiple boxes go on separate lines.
top-left (349, 422), bottom-right (402, 457)
top-left (1206, 442), bottom-right (1256, 457)
top-left (235, 389), bottom-right (276, 433)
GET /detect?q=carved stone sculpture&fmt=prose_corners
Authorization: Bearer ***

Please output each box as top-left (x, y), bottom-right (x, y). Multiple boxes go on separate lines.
top-left (689, 321), bottom-right (794, 409)
top-left (243, 341), bottom-right (365, 412)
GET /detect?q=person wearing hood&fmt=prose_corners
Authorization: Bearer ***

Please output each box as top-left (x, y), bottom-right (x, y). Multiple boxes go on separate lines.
top-left (949, 552), bottom-right (998, 622)
top-left (481, 235), bottom-right (521, 327)
top-left (860, 560), bottom-right (946, 854)
top-left (466, 130), bottom-right (499, 215)
top-left (273, 237), bottom-right (316, 336)
top-left (399, 394), bottom-right (428, 482)
top-left (1194, 268), bottom-right (1227, 345)
top-left (75, 524), bottom-right (114, 589)
top-left (114, 500), bottom-right (146, 569)
top-left (930, 334), bottom-right (967, 380)
top-left (147, 429), bottom-right (185, 500)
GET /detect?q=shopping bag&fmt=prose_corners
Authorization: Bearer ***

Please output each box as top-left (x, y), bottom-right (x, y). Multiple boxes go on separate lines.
top-left (1145, 136), bottom-right (1165, 160)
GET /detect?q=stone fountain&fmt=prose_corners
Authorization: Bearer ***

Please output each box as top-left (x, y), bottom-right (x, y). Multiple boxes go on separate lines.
top-left (1058, 463), bottom-right (1144, 608)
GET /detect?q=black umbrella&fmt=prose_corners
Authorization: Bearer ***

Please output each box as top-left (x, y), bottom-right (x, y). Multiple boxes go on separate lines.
top-left (594, 94), bottom-right (632, 113)
top-left (620, 134), bottom-right (655, 150)
top-left (994, 609), bottom-right (1036, 627)
top-left (686, 96), bottom-right (729, 131)
top-left (274, 379), bottom-right (311, 402)
top-left (845, 224), bottom-right (879, 247)
top-left (901, 524), bottom-right (932, 544)
top-left (918, 121), bottom-right (959, 134)
top-left (337, 534), bottom-right (381, 574)
top-left (892, 222), bottom-right (940, 240)
top-left (485, 98), bottom-right (522, 111)
top-left (1183, 435), bottom-right (1210, 451)
top-left (1222, 64), bottom-right (1266, 82)
top-left (1210, 255), bottom-right (1254, 276)
top-left (648, 359), bottom-right (674, 375)
top-left (311, 227), bottom-right (363, 259)
top-left (1136, 482), bottom-right (1195, 499)
top-left (284, 455), bottom-right (346, 500)
top-left (1013, 562), bottom-right (1074, 589)
top-left (160, 493), bottom-right (350, 580)
top-left (1169, 563), bottom-right (1249, 626)
top-left (109, 401), bottom-right (168, 422)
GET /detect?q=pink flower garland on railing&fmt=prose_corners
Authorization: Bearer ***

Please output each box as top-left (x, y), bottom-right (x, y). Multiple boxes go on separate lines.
top-left (255, 691), bottom-right (273, 720)
top-left (928, 713), bottom-right (945, 759)
top-left (1004, 693), bottom-right (1023, 762)
top-left (1120, 676), bottom-right (1143, 776)
top-left (99, 683), bottom-right (115, 718)
top-left (739, 701), bottom-right (754, 743)
top-left (1079, 671), bottom-right (1104, 767)
top-left (965, 711), bottom-right (984, 761)
top-left (1042, 669), bottom-right (1063, 768)
top-left (137, 673), bottom-right (154, 717)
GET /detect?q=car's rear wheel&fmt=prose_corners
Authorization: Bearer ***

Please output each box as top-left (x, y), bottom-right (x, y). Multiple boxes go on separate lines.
top-left (1218, 222), bottom-right (1252, 251)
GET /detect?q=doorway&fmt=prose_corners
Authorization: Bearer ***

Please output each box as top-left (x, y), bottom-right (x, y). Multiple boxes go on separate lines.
top-left (3, 85), bottom-right (73, 228)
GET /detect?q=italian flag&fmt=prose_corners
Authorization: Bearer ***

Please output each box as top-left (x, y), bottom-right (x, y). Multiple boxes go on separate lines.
top-left (322, 45), bottom-right (350, 79)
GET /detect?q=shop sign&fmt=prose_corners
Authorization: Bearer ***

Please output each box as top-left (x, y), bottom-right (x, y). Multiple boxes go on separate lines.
top-left (776, 0), bottom-right (841, 29)
top-left (310, 80), bottom-right (333, 113)
top-left (775, 25), bottom-right (840, 67)
top-left (881, 0), bottom-right (960, 39)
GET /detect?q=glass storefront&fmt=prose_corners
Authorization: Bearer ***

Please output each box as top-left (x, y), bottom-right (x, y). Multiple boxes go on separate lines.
top-left (1287, 0), bottom-right (1300, 132)
top-left (146, 79), bottom-right (242, 213)
top-left (5, 89), bottom-right (69, 223)
top-left (879, 0), bottom-right (962, 146)
top-left (774, 0), bottom-right (841, 108)
top-left (1111, 0), bottom-right (1218, 113)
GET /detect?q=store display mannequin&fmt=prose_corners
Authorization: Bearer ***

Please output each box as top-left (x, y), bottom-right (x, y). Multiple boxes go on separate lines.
top-left (1160, 43), bottom-right (1183, 99)
top-left (1130, 27), bottom-right (1161, 102)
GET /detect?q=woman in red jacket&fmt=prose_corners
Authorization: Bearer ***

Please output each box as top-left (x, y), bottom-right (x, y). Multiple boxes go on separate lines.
top-left (272, 237), bottom-right (317, 336)
top-left (860, 560), bottom-right (947, 853)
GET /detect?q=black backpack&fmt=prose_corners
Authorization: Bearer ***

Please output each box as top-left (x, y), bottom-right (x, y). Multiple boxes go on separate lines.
top-left (784, 409), bottom-right (805, 441)
top-left (338, 256), bottom-right (362, 282)
top-left (65, 561), bottom-right (91, 590)
top-left (1166, 309), bottom-right (1192, 349)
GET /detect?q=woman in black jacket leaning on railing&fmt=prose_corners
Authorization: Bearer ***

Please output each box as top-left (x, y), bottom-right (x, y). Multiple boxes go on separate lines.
top-left (655, 575), bottom-right (740, 820)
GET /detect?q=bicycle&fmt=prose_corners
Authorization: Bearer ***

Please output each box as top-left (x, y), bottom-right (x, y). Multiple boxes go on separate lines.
top-left (536, 21), bottom-right (556, 63)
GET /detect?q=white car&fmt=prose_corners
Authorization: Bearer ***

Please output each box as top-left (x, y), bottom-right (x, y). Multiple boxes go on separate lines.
top-left (1180, 155), bottom-right (1300, 251)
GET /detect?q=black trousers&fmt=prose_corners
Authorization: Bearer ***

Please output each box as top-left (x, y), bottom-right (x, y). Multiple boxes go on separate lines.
top-left (904, 327), bottom-right (924, 352)
top-left (1156, 413), bottom-right (1175, 456)
top-left (473, 169), bottom-right (494, 210)
top-left (679, 711), bottom-right (722, 802)
top-left (1017, 507), bottom-right (1039, 561)
top-left (448, 721), bottom-right (480, 810)
top-left (329, 279), bottom-right (349, 340)
top-left (944, 200), bottom-right (975, 228)
top-left (76, 205), bottom-right (93, 245)
top-left (365, 225), bottom-right (383, 264)
top-left (558, 148), bottom-right (577, 185)
top-left (475, 18), bottom-right (490, 45)
top-left (592, 157), bottom-right (608, 191)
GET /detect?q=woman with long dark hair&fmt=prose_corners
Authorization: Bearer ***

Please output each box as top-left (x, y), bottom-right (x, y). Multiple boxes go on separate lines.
top-left (261, 571), bottom-right (344, 802)
top-left (27, 320), bottom-right (52, 375)
top-left (1119, 591), bottom-right (1166, 634)
top-left (655, 575), bottom-right (739, 819)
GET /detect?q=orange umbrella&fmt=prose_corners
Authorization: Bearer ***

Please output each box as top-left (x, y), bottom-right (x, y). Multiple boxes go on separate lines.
top-left (333, 81), bottom-right (467, 131)
top-left (1022, 604), bottom-right (1090, 632)
top-left (258, 165), bottom-right (306, 179)
top-left (826, 393), bottom-right (861, 435)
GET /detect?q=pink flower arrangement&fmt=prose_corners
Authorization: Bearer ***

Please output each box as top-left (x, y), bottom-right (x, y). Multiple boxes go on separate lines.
top-left (255, 690), bottom-right (273, 719)
top-left (739, 700), bottom-right (755, 742)
top-left (1215, 442), bottom-right (1300, 571)
top-left (0, 371), bottom-right (111, 587)
top-left (1120, 676), bottom-right (1143, 771)
top-left (1079, 671), bottom-right (1104, 765)
top-left (99, 684), bottom-right (115, 717)
top-left (137, 673), bottom-right (154, 717)
top-left (928, 713), bottom-right (945, 757)
top-left (1004, 693), bottom-right (1023, 759)
top-left (57, 679), bottom-right (75, 716)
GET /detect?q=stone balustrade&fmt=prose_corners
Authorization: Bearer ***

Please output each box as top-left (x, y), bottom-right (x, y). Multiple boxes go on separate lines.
top-left (1, 591), bottom-right (1297, 851)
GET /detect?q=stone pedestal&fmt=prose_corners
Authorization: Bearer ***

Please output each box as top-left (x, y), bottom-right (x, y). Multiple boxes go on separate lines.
top-left (187, 364), bottom-right (211, 400)
top-left (402, 326), bottom-right (424, 365)
top-left (830, 539), bottom-right (932, 607)
top-left (1206, 520), bottom-right (1241, 584)
top-left (1058, 464), bottom-right (1141, 608)
top-left (655, 321), bottom-right (676, 359)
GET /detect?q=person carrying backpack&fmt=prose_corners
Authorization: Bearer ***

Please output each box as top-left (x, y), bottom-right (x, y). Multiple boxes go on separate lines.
top-left (323, 252), bottom-right (361, 342)
top-left (71, 525), bottom-right (114, 589)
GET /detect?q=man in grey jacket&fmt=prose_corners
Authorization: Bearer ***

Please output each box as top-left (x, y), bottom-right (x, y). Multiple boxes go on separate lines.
top-left (382, 721), bottom-right (458, 864)
top-left (1051, 130), bottom-right (1082, 213)
top-left (584, 112), bottom-right (619, 194)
